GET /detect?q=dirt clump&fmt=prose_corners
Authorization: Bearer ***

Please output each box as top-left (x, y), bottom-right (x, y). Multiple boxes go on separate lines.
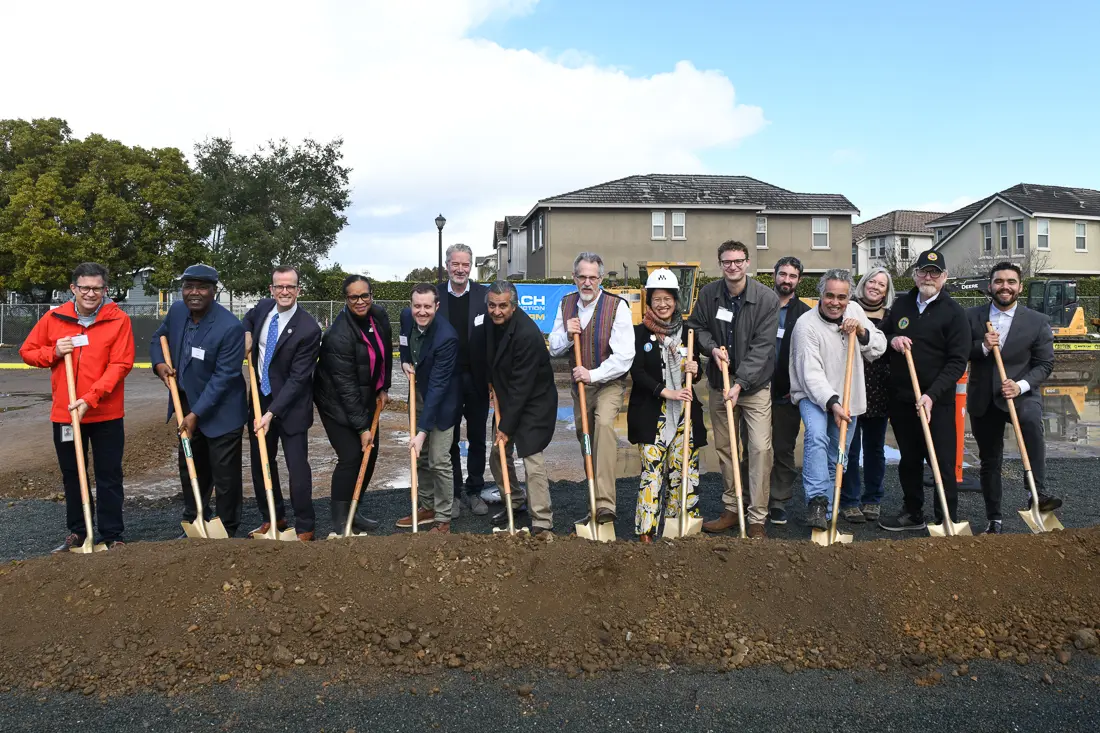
top-left (0, 529), bottom-right (1097, 698)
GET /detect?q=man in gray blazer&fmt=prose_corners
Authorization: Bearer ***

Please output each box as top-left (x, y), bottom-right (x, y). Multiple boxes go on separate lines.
top-left (967, 261), bottom-right (1059, 534)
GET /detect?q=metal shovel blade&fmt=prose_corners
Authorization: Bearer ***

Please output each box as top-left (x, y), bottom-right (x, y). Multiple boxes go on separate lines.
top-left (810, 527), bottom-right (853, 546)
top-left (661, 516), bottom-right (703, 539)
top-left (493, 525), bottom-right (531, 535)
top-left (1019, 507), bottom-right (1063, 534)
top-left (574, 518), bottom-right (616, 543)
top-left (254, 527), bottom-right (298, 542)
top-left (181, 516), bottom-right (230, 540)
top-left (69, 536), bottom-right (108, 554)
top-left (927, 520), bottom-right (972, 538)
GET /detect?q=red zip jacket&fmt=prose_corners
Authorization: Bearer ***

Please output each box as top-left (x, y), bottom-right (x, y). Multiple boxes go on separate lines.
top-left (19, 301), bottom-right (135, 423)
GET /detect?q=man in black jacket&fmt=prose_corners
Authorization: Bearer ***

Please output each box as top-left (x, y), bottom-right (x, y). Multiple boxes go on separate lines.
top-left (967, 261), bottom-right (1058, 534)
top-left (879, 250), bottom-right (970, 531)
top-left (485, 281), bottom-right (558, 535)
top-left (767, 256), bottom-right (810, 525)
top-left (242, 266), bottom-right (322, 540)
top-left (436, 244), bottom-right (491, 518)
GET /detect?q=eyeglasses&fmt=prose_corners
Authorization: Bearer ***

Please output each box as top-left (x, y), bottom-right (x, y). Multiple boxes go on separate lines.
top-left (271, 284), bottom-right (299, 292)
top-left (74, 286), bottom-right (106, 295)
top-left (915, 269), bottom-right (945, 279)
top-left (720, 258), bottom-right (749, 269)
top-left (346, 293), bottom-right (372, 302)
top-left (574, 275), bottom-right (601, 284)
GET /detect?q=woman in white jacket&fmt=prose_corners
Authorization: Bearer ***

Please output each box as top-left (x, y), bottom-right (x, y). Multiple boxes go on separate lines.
top-left (789, 269), bottom-right (886, 530)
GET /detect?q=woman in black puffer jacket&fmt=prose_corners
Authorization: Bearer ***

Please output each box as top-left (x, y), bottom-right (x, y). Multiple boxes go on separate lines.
top-left (314, 275), bottom-right (392, 532)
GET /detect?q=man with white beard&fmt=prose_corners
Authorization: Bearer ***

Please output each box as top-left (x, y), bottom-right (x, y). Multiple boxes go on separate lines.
top-left (548, 252), bottom-right (636, 525)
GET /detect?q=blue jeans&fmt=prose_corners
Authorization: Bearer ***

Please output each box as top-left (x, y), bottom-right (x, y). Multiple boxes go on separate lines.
top-left (840, 415), bottom-right (888, 509)
top-left (799, 400), bottom-right (857, 506)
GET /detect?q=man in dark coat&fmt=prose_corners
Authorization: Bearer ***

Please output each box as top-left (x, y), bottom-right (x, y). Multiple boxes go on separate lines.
top-left (966, 261), bottom-right (1058, 534)
top-left (485, 280), bottom-right (558, 535)
top-left (242, 266), bottom-right (322, 540)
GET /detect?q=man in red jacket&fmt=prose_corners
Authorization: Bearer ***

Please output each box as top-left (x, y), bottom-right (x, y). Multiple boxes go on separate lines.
top-left (20, 263), bottom-right (135, 551)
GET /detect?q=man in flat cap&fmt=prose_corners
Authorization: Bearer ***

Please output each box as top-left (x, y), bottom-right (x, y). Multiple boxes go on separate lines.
top-left (151, 264), bottom-right (249, 537)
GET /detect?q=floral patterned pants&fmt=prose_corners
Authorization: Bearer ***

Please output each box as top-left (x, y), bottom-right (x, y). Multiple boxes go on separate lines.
top-left (635, 402), bottom-right (700, 536)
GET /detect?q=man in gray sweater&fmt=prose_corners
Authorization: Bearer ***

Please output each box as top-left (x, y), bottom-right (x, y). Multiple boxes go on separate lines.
top-left (687, 240), bottom-right (780, 538)
top-left (789, 269), bottom-right (885, 529)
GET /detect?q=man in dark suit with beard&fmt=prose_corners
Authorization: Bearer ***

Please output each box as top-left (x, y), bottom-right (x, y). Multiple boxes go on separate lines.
top-left (485, 280), bottom-right (558, 535)
top-left (967, 261), bottom-right (1058, 534)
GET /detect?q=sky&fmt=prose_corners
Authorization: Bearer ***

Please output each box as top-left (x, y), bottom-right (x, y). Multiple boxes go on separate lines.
top-left (3, 0), bottom-right (1099, 280)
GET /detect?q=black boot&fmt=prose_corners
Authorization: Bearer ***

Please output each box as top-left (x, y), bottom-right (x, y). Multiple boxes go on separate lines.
top-left (331, 500), bottom-right (379, 535)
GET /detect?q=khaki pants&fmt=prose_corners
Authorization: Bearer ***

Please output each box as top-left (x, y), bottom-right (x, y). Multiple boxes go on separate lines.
top-left (709, 385), bottom-right (772, 525)
top-left (414, 396), bottom-right (454, 519)
top-left (572, 379), bottom-right (624, 514)
top-left (490, 442), bottom-right (552, 529)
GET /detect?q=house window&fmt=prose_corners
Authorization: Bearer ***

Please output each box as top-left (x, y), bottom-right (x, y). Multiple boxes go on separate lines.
top-left (812, 217), bottom-right (829, 249)
top-left (1015, 220), bottom-right (1025, 251)
top-left (982, 223), bottom-right (992, 253)
top-left (851, 244), bottom-right (858, 271)
top-left (935, 228), bottom-right (943, 243)
top-left (867, 238), bottom-right (875, 257)
top-left (651, 212), bottom-right (665, 240)
top-left (999, 221), bottom-right (1009, 252)
top-left (900, 237), bottom-right (910, 260)
top-left (671, 212), bottom-right (686, 240)
top-left (538, 215), bottom-right (544, 250)
top-left (756, 217), bottom-right (767, 248)
top-left (1077, 221), bottom-right (1088, 252)
top-left (1037, 218), bottom-right (1050, 250)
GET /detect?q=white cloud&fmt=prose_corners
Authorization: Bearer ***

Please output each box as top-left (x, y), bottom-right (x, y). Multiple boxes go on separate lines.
top-left (0, 0), bottom-right (765, 279)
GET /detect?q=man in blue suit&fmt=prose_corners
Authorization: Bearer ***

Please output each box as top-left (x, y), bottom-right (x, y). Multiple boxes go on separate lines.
top-left (151, 264), bottom-right (248, 537)
top-left (396, 283), bottom-right (460, 532)
top-left (242, 266), bottom-right (322, 540)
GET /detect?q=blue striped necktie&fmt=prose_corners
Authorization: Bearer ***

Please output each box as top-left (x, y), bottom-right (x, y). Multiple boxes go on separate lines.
top-left (261, 313), bottom-right (278, 396)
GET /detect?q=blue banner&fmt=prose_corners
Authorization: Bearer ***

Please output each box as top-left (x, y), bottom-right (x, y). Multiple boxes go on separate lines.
top-left (515, 284), bottom-right (575, 334)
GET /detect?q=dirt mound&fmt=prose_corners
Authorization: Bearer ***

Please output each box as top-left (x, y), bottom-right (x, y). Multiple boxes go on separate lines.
top-left (1, 530), bottom-right (1097, 699)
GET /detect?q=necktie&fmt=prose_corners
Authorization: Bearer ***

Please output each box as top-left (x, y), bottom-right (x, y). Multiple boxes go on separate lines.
top-left (261, 313), bottom-right (278, 396)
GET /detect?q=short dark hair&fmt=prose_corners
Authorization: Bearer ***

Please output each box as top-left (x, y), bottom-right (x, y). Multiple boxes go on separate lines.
top-left (72, 262), bottom-right (108, 285)
top-left (774, 256), bottom-right (803, 277)
top-left (411, 282), bottom-right (439, 302)
top-left (487, 280), bottom-right (518, 306)
top-left (342, 274), bottom-right (370, 296)
top-left (273, 265), bottom-right (300, 284)
top-left (989, 261), bottom-right (1022, 281)
top-left (645, 287), bottom-right (679, 307)
top-left (717, 240), bottom-right (749, 260)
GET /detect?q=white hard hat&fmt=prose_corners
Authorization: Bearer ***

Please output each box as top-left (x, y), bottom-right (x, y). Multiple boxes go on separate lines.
top-left (645, 268), bottom-right (679, 290)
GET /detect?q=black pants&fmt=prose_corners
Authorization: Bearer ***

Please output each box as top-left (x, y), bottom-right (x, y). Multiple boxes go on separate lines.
top-left (890, 399), bottom-right (958, 522)
top-left (449, 371), bottom-right (489, 495)
top-left (248, 393), bottom-right (315, 532)
top-left (319, 411), bottom-right (379, 503)
top-left (177, 393), bottom-right (243, 535)
top-left (971, 399), bottom-right (1046, 521)
top-left (53, 418), bottom-right (125, 542)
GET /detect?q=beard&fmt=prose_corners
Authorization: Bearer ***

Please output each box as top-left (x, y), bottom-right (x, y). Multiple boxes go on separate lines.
top-left (776, 282), bottom-right (795, 296)
top-left (993, 289), bottom-right (1018, 307)
top-left (918, 282), bottom-right (939, 299)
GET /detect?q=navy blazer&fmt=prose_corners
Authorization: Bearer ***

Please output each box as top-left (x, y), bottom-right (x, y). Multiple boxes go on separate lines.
top-left (150, 300), bottom-right (248, 438)
top-left (241, 299), bottom-right (322, 435)
top-left (435, 281), bottom-right (489, 392)
top-left (398, 309), bottom-right (460, 434)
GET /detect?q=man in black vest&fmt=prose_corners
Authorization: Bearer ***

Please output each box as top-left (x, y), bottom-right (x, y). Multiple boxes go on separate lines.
top-left (242, 266), bottom-right (322, 540)
top-left (436, 243), bottom-right (491, 518)
top-left (966, 261), bottom-right (1058, 534)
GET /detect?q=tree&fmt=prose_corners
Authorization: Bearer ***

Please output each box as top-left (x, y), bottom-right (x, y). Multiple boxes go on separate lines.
top-left (0, 118), bottom-right (207, 298)
top-left (404, 266), bottom-right (437, 282)
top-left (300, 262), bottom-right (361, 301)
top-left (194, 136), bottom-right (351, 297)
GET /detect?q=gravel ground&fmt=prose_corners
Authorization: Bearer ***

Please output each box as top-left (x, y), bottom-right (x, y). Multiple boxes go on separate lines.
top-left (1, 658), bottom-right (1097, 732)
top-left (1, 458), bottom-right (1098, 560)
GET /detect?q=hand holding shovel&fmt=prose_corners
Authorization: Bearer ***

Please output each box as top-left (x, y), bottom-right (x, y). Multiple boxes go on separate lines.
top-left (62, 354), bottom-right (107, 554)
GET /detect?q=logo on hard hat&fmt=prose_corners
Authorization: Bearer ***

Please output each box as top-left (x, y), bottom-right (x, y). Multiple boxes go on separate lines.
top-left (898, 317), bottom-right (910, 329)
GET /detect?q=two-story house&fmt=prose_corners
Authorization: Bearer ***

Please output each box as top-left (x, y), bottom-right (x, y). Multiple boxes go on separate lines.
top-left (511, 174), bottom-right (859, 279)
top-left (494, 215), bottom-right (529, 278)
top-left (851, 210), bottom-right (945, 276)
top-left (928, 183), bottom-right (1100, 277)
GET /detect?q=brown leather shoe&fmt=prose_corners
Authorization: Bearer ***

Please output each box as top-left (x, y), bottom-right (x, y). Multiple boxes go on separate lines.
top-left (396, 509), bottom-right (435, 529)
top-left (429, 522), bottom-right (451, 533)
top-left (702, 510), bottom-right (739, 533)
top-left (639, 534), bottom-right (652, 544)
top-left (296, 531), bottom-right (314, 542)
top-left (248, 519), bottom-right (289, 538)
top-left (747, 523), bottom-right (766, 539)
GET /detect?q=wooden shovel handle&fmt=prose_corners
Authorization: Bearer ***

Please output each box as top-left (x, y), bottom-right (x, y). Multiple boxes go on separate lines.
top-left (63, 354), bottom-right (92, 508)
top-left (985, 322), bottom-right (1032, 472)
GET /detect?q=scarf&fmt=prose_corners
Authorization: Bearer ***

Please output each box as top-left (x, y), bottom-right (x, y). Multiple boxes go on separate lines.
top-left (642, 306), bottom-right (682, 337)
top-left (658, 325), bottom-right (684, 445)
top-left (857, 295), bottom-right (886, 320)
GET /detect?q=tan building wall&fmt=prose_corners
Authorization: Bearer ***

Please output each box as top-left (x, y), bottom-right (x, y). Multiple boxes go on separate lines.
top-left (542, 208), bottom-right (853, 278)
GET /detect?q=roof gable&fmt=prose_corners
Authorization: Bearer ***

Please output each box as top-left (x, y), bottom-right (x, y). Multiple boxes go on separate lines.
top-left (853, 210), bottom-right (947, 241)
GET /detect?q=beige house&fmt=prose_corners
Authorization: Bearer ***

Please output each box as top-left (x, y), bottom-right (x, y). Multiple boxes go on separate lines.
top-left (928, 184), bottom-right (1100, 277)
top-left (852, 210), bottom-right (946, 276)
top-left (507, 175), bottom-right (859, 279)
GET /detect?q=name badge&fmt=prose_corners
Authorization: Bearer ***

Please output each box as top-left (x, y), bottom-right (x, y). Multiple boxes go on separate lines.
top-left (399, 335), bottom-right (409, 346)
top-left (776, 327), bottom-right (785, 340)
top-left (191, 347), bottom-right (206, 361)
top-left (61, 425), bottom-right (74, 443)
top-left (474, 314), bottom-right (485, 327)
top-left (71, 334), bottom-right (90, 348)
top-left (716, 308), bottom-right (733, 323)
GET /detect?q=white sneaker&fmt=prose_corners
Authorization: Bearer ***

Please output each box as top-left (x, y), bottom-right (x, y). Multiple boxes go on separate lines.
top-left (480, 486), bottom-right (502, 504)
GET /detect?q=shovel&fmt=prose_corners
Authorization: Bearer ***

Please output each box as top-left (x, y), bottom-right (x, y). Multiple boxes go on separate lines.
top-left (159, 335), bottom-right (229, 540)
top-left (334, 396), bottom-right (385, 539)
top-left (572, 335), bottom-right (615, 542)
top-left (811, 333), bottom-right (856, 547)
top-left (986, 322), bottom-right (1063, 533)
top-left (903, 348), bottom-right (971, 537)
top-left (718, 347), bottom-right (748, 539)
top-left (246, 360), bottom-right (297, 542)
top-left (490, 389), bottom-right (529, 536)
top-left (661, 329), bottom-right (703, 539)
top-left (62, 354), bottom-right (107, 554)
top-left (408, 371), bottom-right (421, 534)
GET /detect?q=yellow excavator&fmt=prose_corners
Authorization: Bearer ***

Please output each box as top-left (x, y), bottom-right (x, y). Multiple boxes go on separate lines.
top-left (607, 261), bottom-right (702, 324)
top-left (1025, 280), bottom-right (1100, 351)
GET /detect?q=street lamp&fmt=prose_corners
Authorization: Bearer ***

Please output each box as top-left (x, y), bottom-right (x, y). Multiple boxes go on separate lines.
top-left (435, 213), bottom-right (446, 284)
